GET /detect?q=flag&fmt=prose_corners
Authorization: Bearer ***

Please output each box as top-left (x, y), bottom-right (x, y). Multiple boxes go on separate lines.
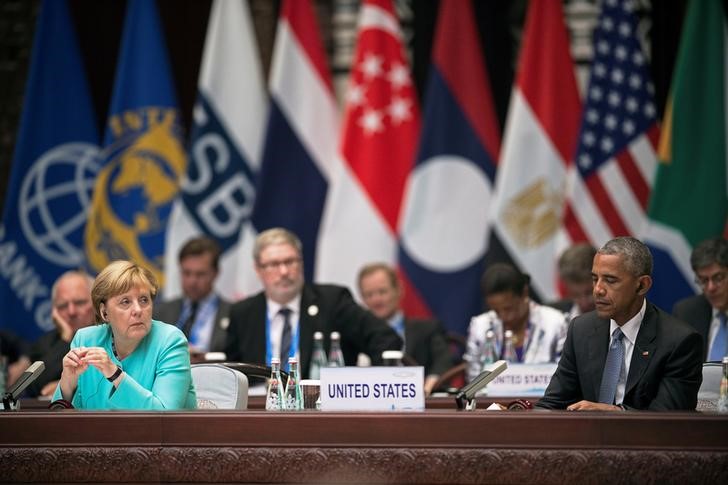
top-left (85, 0), bottom-right (186, 286)
top-left (251, 0), bottom-right (338, 282)
top-left (316, 0), bottom-right (420, 296)
top-left (397, 0), bottom-right (500, 335)
top-left (163, 0), bottom-right (266, 300)
top-left (564, 0), bottom-right (659, 282)
top-left (489, 0), bottom-right (581, 301)
top-left (0, 0), bottom-right (99, 340)
top-left (644, 0), bottom-right (727, 309)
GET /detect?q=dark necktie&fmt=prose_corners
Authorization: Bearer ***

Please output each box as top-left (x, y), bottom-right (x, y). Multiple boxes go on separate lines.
top-left (279, 307), bottom-right (293, 364)
top-left (598, 328), bottom-right (625, 404)
top-left (709, 312), bottom-right (727, 361)
top-left (182, 301), bottom-right (199, 339)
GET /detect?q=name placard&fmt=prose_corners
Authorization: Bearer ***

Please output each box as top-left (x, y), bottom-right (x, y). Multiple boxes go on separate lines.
top-left (320, 366), bottom-right (425, 411)
top-left (481, 363), bottom-right (558, 397)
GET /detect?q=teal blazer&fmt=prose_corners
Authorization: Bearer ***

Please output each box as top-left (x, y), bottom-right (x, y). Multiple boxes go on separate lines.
top-left (53, 319), bottom-right (196, 410)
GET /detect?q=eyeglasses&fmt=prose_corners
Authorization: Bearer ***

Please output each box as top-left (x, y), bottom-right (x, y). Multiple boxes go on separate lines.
top-left (258, 257), bottom-right (301, 273)
top-left (694, 271), bottom-right (727, 288)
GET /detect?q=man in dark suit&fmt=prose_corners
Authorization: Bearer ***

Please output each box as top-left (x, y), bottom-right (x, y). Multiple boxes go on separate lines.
top-left (225, 228), bottom-right (402, 378)
top-left (357, 262), bottom-right (451, 395)
top-left (537, 237), bottom-right (703, 411)
top-left (672, 237), bottom-right (728, 361)
top-left (154, 237), bottom-right (230, 354)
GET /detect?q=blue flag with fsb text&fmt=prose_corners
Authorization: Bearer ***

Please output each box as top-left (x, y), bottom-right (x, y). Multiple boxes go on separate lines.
top-left (0, 0), bottom-right (99, 341)
top-left (85, 0), bottom-right (186, 287)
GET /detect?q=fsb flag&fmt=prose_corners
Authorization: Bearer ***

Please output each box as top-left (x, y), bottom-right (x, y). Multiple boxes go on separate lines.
top-left (0, 0), bottom-right (99, 340)
top-left (316, 0), bottom-right (420, 296)
top-left (252, 0), bottom-right (338, 281)
top-left (644, 0), bottom-right (728, 309)
top-left (163, 0), bottom-right (266, 301)
top-left (86, 0), bottom-right (186, 285)
top-left (398, 0), bottom-right (501, 334)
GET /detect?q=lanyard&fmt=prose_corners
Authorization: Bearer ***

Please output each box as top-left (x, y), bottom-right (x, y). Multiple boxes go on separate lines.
top-left (264, 310), bottom-right (299, 372)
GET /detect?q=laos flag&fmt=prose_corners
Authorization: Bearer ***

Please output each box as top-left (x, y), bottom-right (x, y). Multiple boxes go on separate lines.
top-left (398, 0), bottom-right (500, 335)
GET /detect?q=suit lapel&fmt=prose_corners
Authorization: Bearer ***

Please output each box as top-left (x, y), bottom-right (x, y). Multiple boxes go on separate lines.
top-left (626, 303), bottom-right (657, 395)
top-left (298, 285), bottom-right (318, 376)
top-left (588, 317), bottom-right (610, 400)
top-left (210, 300), bottom-right (229, 353)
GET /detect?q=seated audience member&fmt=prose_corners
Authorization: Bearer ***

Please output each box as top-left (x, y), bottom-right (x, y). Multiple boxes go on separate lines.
top-left (548, 243), bottom-right (596, 321)
top-left (358, 262), bottom-right (451, 395)
top-left (53, 260), bottom-right (196, 410)
top-left (225, 228), bottom-right (402, 377)
top-left (672, 237), bottom-right (728, 361)
top-left (1, 329), bottom-right (27, 375)
top-left (537, 237), bottom-right (703, 411)
top-left (463, 263), bottom-right (568, 383)
top-left (154, 236), bottom-right (230, 355)
top-left (8, 270), bottom-right (94, 397)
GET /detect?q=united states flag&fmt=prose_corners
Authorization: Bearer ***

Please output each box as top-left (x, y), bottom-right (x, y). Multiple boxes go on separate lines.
top-left (563, 0), bottom-right (659, 247)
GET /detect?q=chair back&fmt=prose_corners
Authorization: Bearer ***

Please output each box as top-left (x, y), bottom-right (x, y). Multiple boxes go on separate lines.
top-left (696, 362), bottom-right (722, 411)
top-left (191, 363), bottom-right (248, 410)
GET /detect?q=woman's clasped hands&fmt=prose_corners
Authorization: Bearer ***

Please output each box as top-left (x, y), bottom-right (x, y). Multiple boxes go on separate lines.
top-left (63, 347), bottom-right (117, 379)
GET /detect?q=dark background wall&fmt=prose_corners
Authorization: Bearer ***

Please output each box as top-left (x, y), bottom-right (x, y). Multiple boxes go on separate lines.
top-left (0, 0), bottom-right (694, 217)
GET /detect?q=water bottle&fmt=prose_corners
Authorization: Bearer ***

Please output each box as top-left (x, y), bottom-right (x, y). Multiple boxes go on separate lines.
top-left (0, 334), bottom-right (6, 396)
top-left (480, 330), bottom-right (498, 372)
top-left (719, 356), bottom-right (728, 413)
top-left (284, 357), bottom-right (303, 411)
top-left (502, 329), bottom-right (518, 363)
top-left (328, 331), bottom-right (345, 367)
top-left (309, 331), bottom-right (328, 379)
top-left (265, 357), bottom-right (284, 411)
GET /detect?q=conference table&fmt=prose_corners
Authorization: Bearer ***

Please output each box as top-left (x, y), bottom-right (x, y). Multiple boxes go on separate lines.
top-left (2, 395), bottom-right (727, 484)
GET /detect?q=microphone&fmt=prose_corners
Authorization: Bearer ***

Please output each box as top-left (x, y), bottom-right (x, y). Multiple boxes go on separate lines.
top-left (2, 361), bottom-right (45, 411)
top-left (455, 360), bottom-right (508, 410)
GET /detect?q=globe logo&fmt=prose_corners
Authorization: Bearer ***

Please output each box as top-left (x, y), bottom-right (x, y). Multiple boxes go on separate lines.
top-left (19, 142), bottom-right (101, 267)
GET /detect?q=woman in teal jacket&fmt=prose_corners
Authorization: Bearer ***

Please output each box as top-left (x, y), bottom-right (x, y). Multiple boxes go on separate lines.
top-left (53, 260), bottom-right (196, 409)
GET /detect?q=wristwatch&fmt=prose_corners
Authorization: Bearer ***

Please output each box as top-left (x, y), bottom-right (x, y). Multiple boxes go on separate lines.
top-left (107, 365), bottom-right (123, 383)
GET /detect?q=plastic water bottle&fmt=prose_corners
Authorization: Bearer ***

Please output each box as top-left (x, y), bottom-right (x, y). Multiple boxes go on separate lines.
top-left (0, 333), bottom-right (6, 396)
top-left (284, 357), bottom-right (303, 411)
top-left (309, 331), bottom-right (328, 379)
top-left (719, 356), bottom-right (728, 413)
top-left (328, 331), bottom-right (345, 367)
top-left (502, 330), bottom-right (518, 363)
top-left (265, 357), bottom-right (284, 411)
top-left (480, 330), bottom-right (498, 372)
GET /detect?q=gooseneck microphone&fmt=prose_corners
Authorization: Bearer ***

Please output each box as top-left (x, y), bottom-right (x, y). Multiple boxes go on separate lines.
top-left (2, 361), bottom-right (45, 411)
top-left (455, 360), bottom-right (508, 410)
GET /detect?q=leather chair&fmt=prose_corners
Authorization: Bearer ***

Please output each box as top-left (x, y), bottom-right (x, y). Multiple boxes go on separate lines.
top-left (191, 363), bottom-right (249, 409)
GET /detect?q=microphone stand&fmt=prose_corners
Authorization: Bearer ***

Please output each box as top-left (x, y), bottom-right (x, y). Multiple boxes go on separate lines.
top-left (455, 360), bottom-right (507, 411)
top-left (1, 361), bottom-right (45, 411)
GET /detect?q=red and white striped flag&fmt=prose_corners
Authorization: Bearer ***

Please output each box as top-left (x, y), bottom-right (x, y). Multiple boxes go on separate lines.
top-left (489, 0), bottom-right (582, 300)
top-left (565, 0), bottom-right (659, 250)
top-left (316, 0), bottom-right (420, 296)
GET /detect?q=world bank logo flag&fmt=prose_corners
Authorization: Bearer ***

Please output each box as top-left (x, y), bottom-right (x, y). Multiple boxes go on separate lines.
top-left (0, 0), bottom-right (99, 340)
top-left (85, 0), bottom-right (185, 286)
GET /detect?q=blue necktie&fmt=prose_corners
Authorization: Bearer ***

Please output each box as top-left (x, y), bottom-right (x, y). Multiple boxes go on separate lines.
top-left (709, 312), bottom-right (727, 361)
top-left (599, 328), bottom-right (625, 404)
top-left (279, 308), bottom-right (292, 366)
top-left (181, 301), bottom-right (199, 340)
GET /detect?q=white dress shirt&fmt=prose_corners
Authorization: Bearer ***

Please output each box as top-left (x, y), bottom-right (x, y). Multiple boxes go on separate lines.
top-left (609, 299), bottom-right (646, 405)
top-left (266, 295), bottom-right (301, 362)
